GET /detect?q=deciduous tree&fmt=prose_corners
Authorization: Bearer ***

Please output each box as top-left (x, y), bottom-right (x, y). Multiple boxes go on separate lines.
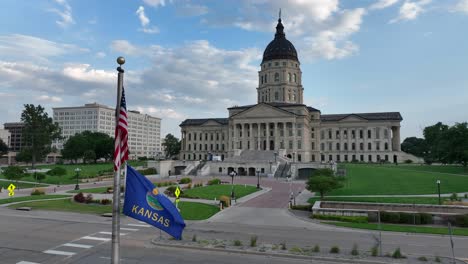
top-left (162, 134), bottom-right (181, 159)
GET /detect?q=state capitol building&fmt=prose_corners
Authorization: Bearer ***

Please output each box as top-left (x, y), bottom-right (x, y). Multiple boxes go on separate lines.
top-left (176, 17), bottom-right (417, 177)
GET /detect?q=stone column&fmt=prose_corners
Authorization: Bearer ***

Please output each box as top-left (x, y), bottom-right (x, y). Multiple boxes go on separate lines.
top-left (266, 122), bottom-right (270, 151)
top-left (249, 123), bottom-right (253, 150)
top-left (257, 123), bottom-right (261, 150)
top-left (241, 123), bottom-right (245, 150)
top-left (392, 126), bottom-right (401, 151)
top-left (274, 122), bottom-right (279, 150)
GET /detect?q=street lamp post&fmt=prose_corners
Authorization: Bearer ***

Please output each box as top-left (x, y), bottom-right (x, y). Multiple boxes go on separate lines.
top-left (74, 168), bottom-right (81, 190)
top-left (274, 152), bottom-right (278, 163)
top-left (230, 171), bottom-right (236, 199)
top-left (256, 169), bottom-right (260, 189)
top-left (437, 180), bottom-right (441, 205)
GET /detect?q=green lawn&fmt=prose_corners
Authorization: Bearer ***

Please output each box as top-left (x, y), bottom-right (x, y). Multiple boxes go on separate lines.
top-left (326, 222), bottom-right (468, 236)
top-left (183, 184), bottom-right (259, 200)
top-left (8, 198), bottom-right (112, 214)
top-left (68, 186), bottom-right (110, 194)
top-left (0, 160), bottom-right (146, 185)
top-left (308, 196), bottom-right (443, 205)
top-left (0, 181), bottom-right (47, 189)
top-left (329, 164), bottom-right (468, 195)
top-left (0, 194), bottom-right (71, 205)
top-left (178, 201), bottom-right (219, 220)
top-left (380, 164), bottom-right (468, 175)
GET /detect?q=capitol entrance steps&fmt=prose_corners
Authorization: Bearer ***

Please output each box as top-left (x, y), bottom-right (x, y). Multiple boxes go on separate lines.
top-left (273, 163), bottom-right (290, 178)
top-left (227, 150), bottom-right (288, 163)
top-left (188, 161), bottom-right (206, 176)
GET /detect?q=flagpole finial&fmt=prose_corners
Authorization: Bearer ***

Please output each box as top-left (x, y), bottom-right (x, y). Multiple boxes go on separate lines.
top-left (117, 56), bottom-right (126, 66)
top-left (279, 8), bottom-right (281, 20)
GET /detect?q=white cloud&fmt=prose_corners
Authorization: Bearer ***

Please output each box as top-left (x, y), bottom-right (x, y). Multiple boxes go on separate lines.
top-left (96, 52), bottom-right (106, 58)
top-left (176, 4), bottom-right (209, 16)
top-left (62, 64), bottom-right (116, 84)
top-left (37, 95), bottom-right (63, 103)
top-left (0, 34), bottom-right (88, 63)
top-left (49, 0), bottom-right (74, 28)
top-left (111, 40), bottom-right (143, 56)
top-left (143, 0), bottom-right (166, 7)
top-left (389, 0), bottom-right (431, 23)
top-left (135, 6), bottom-right (160, 34)
top-left (370, 0), bottom-right (400, 10)
top-left (454, 0), bottom-right (468, 14)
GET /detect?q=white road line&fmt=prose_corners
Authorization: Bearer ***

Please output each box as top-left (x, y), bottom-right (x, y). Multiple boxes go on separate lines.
top-left (17, 261), bottom-right (40, 264)
top-left (127, 223), bottom-right (150, 227)
top-left (43, 249), bottom-right (76, 256)
top-left (80, 236), bottom-right (111, 241)
top-left (121, 227), bottom-right (139, 231)
top-left (62, 243), bottom-right (93, 249)
top-left (99, 231), bottom-right (127, 236)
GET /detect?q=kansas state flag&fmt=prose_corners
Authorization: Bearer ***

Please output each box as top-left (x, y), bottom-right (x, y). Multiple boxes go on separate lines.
top-left (123, 165), bottom-right (186, 240)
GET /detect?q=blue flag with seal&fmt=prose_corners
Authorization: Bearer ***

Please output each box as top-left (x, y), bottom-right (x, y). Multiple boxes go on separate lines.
top-left (123, 165), bottom-right (185, 240)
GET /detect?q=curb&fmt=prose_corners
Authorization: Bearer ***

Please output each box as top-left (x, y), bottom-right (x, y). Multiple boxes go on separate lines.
top-left (150, 239), bottom-right (389, 264)
top-left (0, 197), bottom-right (71, 207)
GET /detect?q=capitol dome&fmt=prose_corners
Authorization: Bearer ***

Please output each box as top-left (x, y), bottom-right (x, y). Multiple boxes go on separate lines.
top-left (262, 18), bottom-right (298, 63)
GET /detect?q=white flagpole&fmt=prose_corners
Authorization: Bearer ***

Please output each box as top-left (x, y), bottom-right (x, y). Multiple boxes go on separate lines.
top-left (111, 57), bottom-right (125, 264)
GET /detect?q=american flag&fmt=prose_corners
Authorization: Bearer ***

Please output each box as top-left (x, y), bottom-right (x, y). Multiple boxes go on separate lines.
top-left (114, 87), bottom-right (129, 171)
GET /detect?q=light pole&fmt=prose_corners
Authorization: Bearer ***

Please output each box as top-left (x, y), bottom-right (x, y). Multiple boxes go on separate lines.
top-left (74, 168), bottom-right (81, 190)
top-left (256, 169), bottom-right (260, 189)
top-left (437, 180), bottom-right (441, 205)
top-left (274, 152), bottom-right (278, 163)
top-left (230, 171), bottom-right (236, 199)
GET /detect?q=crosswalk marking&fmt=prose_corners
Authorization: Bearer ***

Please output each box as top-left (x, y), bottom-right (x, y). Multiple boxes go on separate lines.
top-left (98, 231), bottom-right (127, 236)
top-left (81, 236), bottom-right (111, 241)
top-left (43, 249), bottom-right (76, 256)
top-left (127, 223), bottom-right (150, 227)
top-left (62, 243), bottom-right (93, 249)
top-left (17, 261), bottom-right (40, 264)
top-left (121, 227), bottom-right (139, 231)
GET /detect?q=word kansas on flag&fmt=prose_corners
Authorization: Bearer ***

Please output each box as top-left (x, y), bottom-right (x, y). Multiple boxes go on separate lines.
top-left (123, 165), bottom-right (186, 240)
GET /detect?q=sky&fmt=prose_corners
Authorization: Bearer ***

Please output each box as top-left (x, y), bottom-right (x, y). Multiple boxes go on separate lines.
top-left (0, 0), bottom-right (467, 140)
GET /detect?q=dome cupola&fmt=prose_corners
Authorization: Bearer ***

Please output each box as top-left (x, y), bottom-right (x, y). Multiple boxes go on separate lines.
top-left (262, 17), bottom-right (298, 63)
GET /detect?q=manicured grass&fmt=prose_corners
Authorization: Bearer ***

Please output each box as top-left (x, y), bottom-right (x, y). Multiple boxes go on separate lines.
top-left (0, 181), bottom-right (47, 189)
top-left (68, 186), bottom-right (110, 194)
top-left (326, 222), bottom-right (468, 236)
top-left (178, 201), bottom-right (219, 220)
top-left (330, 164), bottom-right (468, 196)
top-left (183, 184), bottom-right (258, 200)
top-left (381, 164), bottom-right (468, 175)
top-left (308, 196), bottom-right (443, 205)
top-left (8, 198), bottom-right (112, 214)
top-left (0, 160), bottom-right (146, 185)
top-left (0, 194), bottom-right (71, 205)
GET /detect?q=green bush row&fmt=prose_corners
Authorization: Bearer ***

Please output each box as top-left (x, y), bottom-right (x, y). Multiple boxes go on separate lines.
top-left (137, 168), bottom-right (158, 175)
top-left (370, 211), bottom-right (432, 225)
top-left (155, 181), bottom-right (176, 187)
top-left (179, 177), bottom-right (192, 184)
top-left (312, 214), bottom-right (368, 223)
top-left (207, 178), bottom-right (221, 185)
top-left (291, 205), bottom-right (311, 211)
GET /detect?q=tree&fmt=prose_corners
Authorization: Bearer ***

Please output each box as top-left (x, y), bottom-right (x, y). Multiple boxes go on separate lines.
top-left (306, 169), bottom-right (343, 199)
top-left (162, 134), bottom-right (181, 159)
top-left (83, 150), bottom-right (96, 164)
top-left (21, 104), bottom-right (61, 168)
top-left (401, 137), bottom-right (428, 158)
top-left (46, 167), bottom-right (67, 185)
top-left (35, 173), bottom-right (46, 183)
top-left (423, 122), bottom-right (450, 164)
top-left (446, 123), bottom-right (468, 170)
top-left (0, 139), bottom-right (8, 156)
top-left (61, 131), bottom-right (113, 163)
top-left (2, 166), bottom-right (25, 184)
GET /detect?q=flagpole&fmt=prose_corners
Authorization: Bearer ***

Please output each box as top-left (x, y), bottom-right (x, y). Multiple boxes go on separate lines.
top-left (111, 56), bottom-right (125, 264)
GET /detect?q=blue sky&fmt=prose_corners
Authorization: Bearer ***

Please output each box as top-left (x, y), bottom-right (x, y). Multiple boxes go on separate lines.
top-left (0, 0), bottom-right (467, 140)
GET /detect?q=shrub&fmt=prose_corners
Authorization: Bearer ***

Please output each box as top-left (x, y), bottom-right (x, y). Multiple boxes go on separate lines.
top-left (164, 186), bottom-right (183, 197)
top-left (280, 241), bottom-right (287, 250)
top-left (330, 246), bottom-right (340, 254)
top-left (381, 211), bottom-right (400, 223)
top-left (106, 187), bottom-right (113, 193)
top-left (193, 182), bottom-right (203, 188)
top-left (179, 177), bottom-right (192, 184)
top-left (419, 213), bottom-right (432, 225)
top-left (371, 246), bottom-right (378, 257)
top-left (192, 234), bottom-right (197, 242)
top-left (233, 240), bottom-right (242, 246)
top-left (312, 245), bottom-right (320, 253)
top-left (101, 199), bottom-right (111, 205)
top-left (435, 256), bottom-right (441, 262)
top-left (404, 159), bottom-right (413, 164)
top-left (208, 178), bottom-right (221, 185)
top-left (46, 167), bottom-right (67, 176)
top-left (418, 256), bottom-right (428, 262)
top-left (186, 183), bottom-right (192, 189)
top-left (250, 235), bottom-right (257, 247)
top-left (137, 168), bottom-right (157, 175)
top-left (455, 214), bottom-right (468, 227)
top-left (31, 188), bottom-right (45, 195)
top-left (351, 244), bottom-right (359, 256)
top-left (450, 193), bottom-right (460, 201)
top-left (312, 214), bottom-right (368, 223)
top-left (392, 248), bottom-right (405, 259)
top-left (74, 192), bottom-right (86, 203)
top-left (219, 195), bottom-right (230, 208)
top-left (289, 247), bottom-right (303, 254)
top-left (85, 194), bottom-right (93, 204)
top-left (35, 173), bottom-right (46, 182)
top-left (291, 205), bottom-right (311, 211)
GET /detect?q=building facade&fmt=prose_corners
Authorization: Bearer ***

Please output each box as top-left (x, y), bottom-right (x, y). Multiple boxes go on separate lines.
top-left (3, 122), bottom-right (25, 152)
top-left (180, 17), bottom-right (406, 166)
top-left (53, 103), bottom-right (162, 158)
top-left (0, 129), bottom-right (11, 150)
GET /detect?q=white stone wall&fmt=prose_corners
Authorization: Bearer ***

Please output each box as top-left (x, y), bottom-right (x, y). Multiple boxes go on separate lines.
top-left (180, 123), bottom-right (229, 161)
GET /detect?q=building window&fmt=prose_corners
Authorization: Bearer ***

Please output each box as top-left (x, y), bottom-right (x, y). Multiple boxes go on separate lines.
top-left (274, 72), bottom-right (279, 82)
top-left (329, 155), bottom-right (332, 161)
top-left (199, 144), bottom-right (202, 150)
top-left (376, 128), bottom-right (380, 139)
top-left (219, 167), bottom-right (222, 173)
top-left (288, 73), bottom-right (292, 82)
top-left (275, 61), bottom-right (279, 66)
top-left (336, 143), bottom-right (340, 150)
top-left (336, 155), bottom-right (340, 161)
top-left (321, 130), bottom-right (325, 140)
top-left (199, 133), bottom-right (202, 140)
top-left (320, 143), bottom-right (324, 151)
top-left (368, 155), bottom-right (372, 162)
top-left (377, 155), bottom-right (381, 161)
top-left (328, 130), bottom-right (332, 139)
top-left (344, 155), bottom-right (348, 162)
top-left (297, 129), bottom-right (302, 137)
top-left (289, 140), bottom-right (293, 149)
top-left (298, 140), bottom-right (302, 149)
top-left (311, 142), bottom-right (315, 150)
top-left (352, 130), bottom-right (355, 139)
top-left (275, 91), bottom-right (279, 100)
top-left (359, 130), bottom-right (363, 139)
top-left (352, 143), bottom-right (355, 150)
top-left (188, 144), bottom-right (191, 151)
top-left (376, 142), bottom-right (380, 150)
top-left (368, 129), bottom-right (372, 139)
top-left (222, 144), bottom-right (225, 150)
top-left (261, 76), bottom-right (263, 84)
top-left (312, 155), bottom-right (315, 162)
top-left (384, 129), bottom-right (388, 139)
top-left (293, 73), bottom-right (297, 82)
top-left (188, 133), bottom-right (191, 141)
top-left (188, 154), bottom-right (191, 160)
top-left (385, 155), bottom-right (389, 161)
top-left (321, 154), bottom-right (325, 161)
top-left (368, 142), bottom-right (372, 150)
top-left (344, 143), bottom-right (348, 150)
top-left (360, 155), bottom-right (364, 161)
top-left (385, 142), bottom-right (389, 150)
top-left (344, 130), bottom-right (348, 139)
top-left (328, 142), bottom-right (332, 151)
top-left (205, 144), bottom-right (208, 150)
top-left (298, 154), bottom-right (302, 162)
top-left (352, 155), bottom-right (356, 161)
top-left (336, 130), bottom-right (340, 139)
top-left (360, 143), bottom-right (364, 150)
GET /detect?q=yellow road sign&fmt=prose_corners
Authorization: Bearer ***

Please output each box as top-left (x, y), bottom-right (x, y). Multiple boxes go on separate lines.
top-left (7, 184), bottom-right (16, 197)
top-left (174, 187), bottom-right (181, 198)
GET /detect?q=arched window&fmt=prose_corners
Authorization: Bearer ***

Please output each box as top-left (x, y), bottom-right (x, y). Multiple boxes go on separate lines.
top-left (293, 73), bottom-right (297, 83)
top-left (274, 72), bottom-right (279, 82)
top-left (275, 91), bottom-right (279, 100)
top-left (288, 73), bottom-right (292, 82)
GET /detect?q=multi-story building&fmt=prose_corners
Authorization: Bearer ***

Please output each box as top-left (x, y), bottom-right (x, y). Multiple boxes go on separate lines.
top-left (53, 103), bottom-right (162, 159)
top-left (0, 129), bottom-right (11, 150)
top-left (177, 17), bottom-right (420, 178)
top-left (4, 122), bottom-right (25, 152)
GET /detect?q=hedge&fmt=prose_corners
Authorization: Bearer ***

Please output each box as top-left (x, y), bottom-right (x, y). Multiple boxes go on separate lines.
top-left (376, 211), bottom-right (433, 225)
top-left (137, 168), bottom-right (158, 175)
top-left (312, 214), bottom-right (368, 223)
